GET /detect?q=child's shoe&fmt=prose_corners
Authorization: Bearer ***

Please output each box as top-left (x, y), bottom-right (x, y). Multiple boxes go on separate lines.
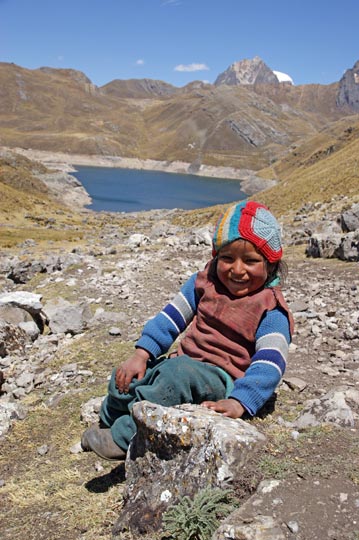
top-left (81, 425), bottom-right (126, 461)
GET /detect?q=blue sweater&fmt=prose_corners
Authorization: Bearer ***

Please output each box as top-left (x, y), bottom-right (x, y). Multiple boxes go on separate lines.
top-left (136, 272), bottom-right (291, 415)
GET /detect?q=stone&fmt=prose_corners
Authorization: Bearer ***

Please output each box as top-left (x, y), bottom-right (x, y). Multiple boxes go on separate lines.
top-left (0, 400), bottom-right (27, 438)
top-left (282, 377), bottom-right (307, 392)
top-left (127, 234), bottom-right (150, 247)
top-left (18, 320), bottom-right (41, 341)
top-left (213, 512), bottom-right (285, 540)
top-left (0, 305), bottom-right (33, 325)
top-left (0, 321), bottom-right (29, 358)
top-left (44, 297), bottom-right (92, 335)
top-left (109, 327), bottom-right (121, 336)
top-left (114, 401), bottom-right (266, 534)
top-left (337, 60), bottom-right (359, 112)
top-left (81, 396), bottom-right (105, 425)
top-left (293, 387), bottom-right (359, 429)
top-left (341, 203), bottom-right (359, 232)
top-left (37, 444), bottom-right (49, 456)
top-left (0, 291), bottom-right (43, 315)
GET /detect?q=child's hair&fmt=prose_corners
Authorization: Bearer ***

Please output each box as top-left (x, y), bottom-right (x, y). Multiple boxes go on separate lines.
top-left (266, 259), bottom-right (288, 286)
top-left (212, 200), bottom-right (283, 263)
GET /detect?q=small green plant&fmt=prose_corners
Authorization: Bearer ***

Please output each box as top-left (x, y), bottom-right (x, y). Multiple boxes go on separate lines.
top-left (162, 486), bottom-right (236, 540)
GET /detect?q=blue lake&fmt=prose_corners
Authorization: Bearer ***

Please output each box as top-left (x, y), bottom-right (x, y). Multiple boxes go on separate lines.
top-left (72, 166), bottom-right (247, 212)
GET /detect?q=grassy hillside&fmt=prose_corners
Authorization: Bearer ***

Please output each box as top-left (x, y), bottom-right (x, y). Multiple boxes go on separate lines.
top-left (255, 117), bottom-right (359, 215)
top-left (0, 151), bottom-right (89, 248)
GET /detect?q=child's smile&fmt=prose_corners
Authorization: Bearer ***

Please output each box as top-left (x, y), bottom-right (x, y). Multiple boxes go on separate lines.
top-left (216, 239), bottom-right (268, 297)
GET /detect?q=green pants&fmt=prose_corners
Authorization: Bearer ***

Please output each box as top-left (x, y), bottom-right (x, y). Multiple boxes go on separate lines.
top-left (100, 355), bottom-right (234, 451)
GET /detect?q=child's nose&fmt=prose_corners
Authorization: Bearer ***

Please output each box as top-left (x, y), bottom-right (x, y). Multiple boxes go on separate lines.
top-left (231, 259), bottom-right (245, 275)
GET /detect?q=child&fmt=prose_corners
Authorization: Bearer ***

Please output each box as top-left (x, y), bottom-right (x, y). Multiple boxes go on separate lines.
top-left (81, 200), bottom-right (294, 460)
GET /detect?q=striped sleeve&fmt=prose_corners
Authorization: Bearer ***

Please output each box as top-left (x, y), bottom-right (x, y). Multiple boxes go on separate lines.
top-left (136, 272), bottom-right (199, 358)
top-left (229, 307), bottom-right (290, 415)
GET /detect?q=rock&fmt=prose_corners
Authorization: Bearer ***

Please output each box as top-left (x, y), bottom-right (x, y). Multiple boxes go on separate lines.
top-left (0, 305), bottom-right (33, 325)
top-left (189, 226), bottom-right (213, 247)
top-left (114, 401), bottom-right (266, 534)
top-left (215, 56), bottom-right (279, 86)
top-left (282, 377), bottom-right (308, 392)
top-left (15, 371), bottom-right (35, 389)
top-left (43, 297), bottom-right (92, 335)
top-left (286, 520), bottom-right (299, 533)
top-left (0, 291), bottom-right (43, 315)
top-left (0, 320), bottom-right (29, 357)
top-left (81, 396), bottom-right (105, 425)
top-left (70, 441), bottom-right (83, 454)
top-left (335, 232), bottom-right (359, 261)
top-left (341, 203), bottom-right (359, 232)
top-left (0, 400), bottom-right (27, 438)
top-left (127, 234), bottom-right (150, 248)
top-left (337, 60), bottom-right (359, 112)
top-left (213, 513), bottom-right (285, 540)
top-left (293, 387), bottom-right (359, 429)
top-left (37, 444), bottom-right (49, 456)
top-left (109, 327), bottom-right (121, 336)
top-left (289, 300), bottom-right (308, 313)
top-left (18, 320), bottom-right (41, 341)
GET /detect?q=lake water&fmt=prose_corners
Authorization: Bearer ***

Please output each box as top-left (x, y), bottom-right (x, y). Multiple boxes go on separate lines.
top-left (72, 166), bottom-right (247, 212)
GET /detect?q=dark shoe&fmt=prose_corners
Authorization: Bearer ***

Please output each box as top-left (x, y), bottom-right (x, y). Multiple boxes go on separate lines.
top-left (81, 421), bottom-right (108, 450)
top-left (81, 425), bottom-right (126, 461)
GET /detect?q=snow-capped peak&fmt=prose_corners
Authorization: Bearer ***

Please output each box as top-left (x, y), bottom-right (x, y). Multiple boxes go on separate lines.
top-left (273, 70), bottom-right (294, 84)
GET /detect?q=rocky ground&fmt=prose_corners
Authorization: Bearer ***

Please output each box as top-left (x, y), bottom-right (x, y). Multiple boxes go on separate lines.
top-left (0, 204), bottom-right (358, 540)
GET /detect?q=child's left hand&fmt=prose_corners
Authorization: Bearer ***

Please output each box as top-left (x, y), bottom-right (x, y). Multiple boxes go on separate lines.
top-left (201, 398), bottom-right (245, 419)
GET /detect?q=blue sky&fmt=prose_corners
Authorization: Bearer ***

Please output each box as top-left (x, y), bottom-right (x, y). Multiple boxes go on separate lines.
top-left (1, 0), bottom-right (358, 88)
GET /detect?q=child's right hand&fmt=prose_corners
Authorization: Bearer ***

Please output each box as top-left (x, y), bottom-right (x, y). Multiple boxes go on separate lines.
top-left (115, 348), bottom-right (150, 394)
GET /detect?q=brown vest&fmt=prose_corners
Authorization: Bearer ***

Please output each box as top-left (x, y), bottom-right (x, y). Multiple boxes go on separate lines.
top-left (177, 266), bottom-right (294, 380)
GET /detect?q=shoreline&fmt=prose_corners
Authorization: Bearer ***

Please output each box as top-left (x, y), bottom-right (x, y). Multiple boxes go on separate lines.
top-left (10, 147), bottom-right (277, 196)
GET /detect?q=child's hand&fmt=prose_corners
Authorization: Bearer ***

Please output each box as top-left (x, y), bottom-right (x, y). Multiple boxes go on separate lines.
top-left (201, 398), bottom-right (245, 419)
top-left (115, 348), bottom-right (150, 394)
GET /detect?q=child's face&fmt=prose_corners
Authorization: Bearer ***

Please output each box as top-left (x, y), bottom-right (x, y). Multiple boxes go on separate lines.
top-left (216, 239), bottom-right (268, 297)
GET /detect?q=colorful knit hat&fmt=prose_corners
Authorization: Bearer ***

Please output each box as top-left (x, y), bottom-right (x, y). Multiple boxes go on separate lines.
top-left (212, 201), bottom-right (283, 262)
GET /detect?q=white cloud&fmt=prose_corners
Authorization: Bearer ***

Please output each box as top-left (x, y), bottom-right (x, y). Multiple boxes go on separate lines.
top-left (174, 63), bottom-right (209, 72)
top-left (136, 59), bottom-right (145, 66)
top-left (162, 0), bottom-right (182, 5)
top-left (57, 55), bottom-right (64, 62)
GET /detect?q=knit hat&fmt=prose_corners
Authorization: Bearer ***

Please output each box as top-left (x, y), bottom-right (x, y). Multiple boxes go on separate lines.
top-left (212, 201), bottom-right (283, 262)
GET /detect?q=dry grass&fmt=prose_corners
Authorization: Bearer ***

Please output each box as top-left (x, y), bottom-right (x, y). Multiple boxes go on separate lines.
top-left (0, 332), bottom-right (137, 540)
top-left (255, 124), bottom-right (359, 215)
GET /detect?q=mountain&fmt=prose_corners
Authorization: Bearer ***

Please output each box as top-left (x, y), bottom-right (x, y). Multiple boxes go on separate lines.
top-left (0, 58), bottom-right (358, 171)
top-left (101, 78), bottom-right (179, 99)
top-left (336, 60), bottom-right (359, 111)
top-left (214, 56), bottom-right (279, 86)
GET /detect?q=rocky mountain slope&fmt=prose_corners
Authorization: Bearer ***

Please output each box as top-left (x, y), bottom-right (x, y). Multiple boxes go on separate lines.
top-left (214, 56), bottom-right (279, 86)
top-left (0, 57), bottom-right (357, 170)
top-left (337, 60), bottom-right (359, 111)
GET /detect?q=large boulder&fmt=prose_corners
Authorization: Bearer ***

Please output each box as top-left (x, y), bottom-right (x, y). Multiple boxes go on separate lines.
top-left (114, 401), bottom-right (266, 535)
top-left (305, 204), bottom-right (359, 261)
